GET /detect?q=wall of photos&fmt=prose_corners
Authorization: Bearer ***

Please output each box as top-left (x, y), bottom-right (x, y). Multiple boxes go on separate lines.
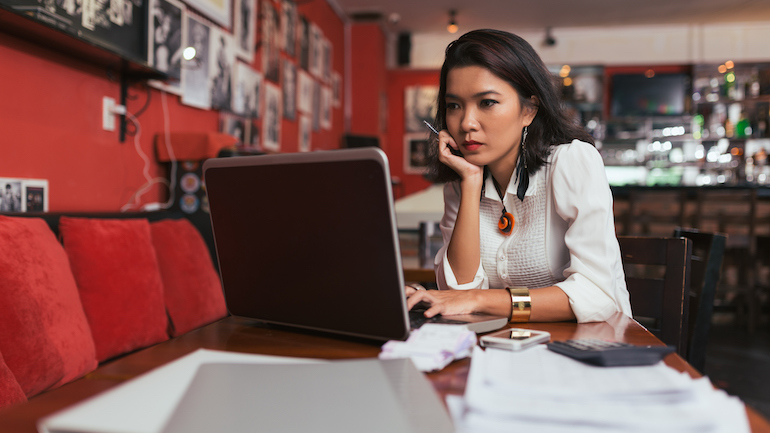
top-left (0, 0), bottom-right (345, 211)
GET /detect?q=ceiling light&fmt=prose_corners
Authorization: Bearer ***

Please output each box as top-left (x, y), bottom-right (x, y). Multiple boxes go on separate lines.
top-left (447, 10), bottom-right (458, 34)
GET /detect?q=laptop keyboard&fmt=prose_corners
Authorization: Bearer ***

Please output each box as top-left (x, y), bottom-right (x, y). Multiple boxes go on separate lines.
top-left (409, 310), bottom-right (468, 329)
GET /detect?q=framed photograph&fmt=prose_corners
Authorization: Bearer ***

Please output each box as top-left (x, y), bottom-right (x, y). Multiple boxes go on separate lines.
top-left (0, 178), bottom-right (23, 212)
top-left (322, 36), bottom-right (332, 83)
top-left (297, 15), bottom-right (309, 69)
top-left (283, 59), bottom-right (297, 120)
top-left (281, 0), bottom-right (297, 56)
top-left (184, 0), bottom-right (230, 28)
top-left (298, 114), bottom-right (311, 152)
top-left (148, 0), bottom-right (186, 95)
top-left (219, 112), bottom-right (246, 144)
top-left (181, 14), bottom-right (212, 109)
top-left (262, 0), bottom-right (280, 83)
top-left (404, 85), bottom-right (439, 133)
top-left (233, 61), bottom-right (262, 117)
top-left (404, 133), bottom-right (430, 174)
top-left (297, 69), bottom-right (313, 114)
top-left (311, 79), bottom-right (320, 132)
top-left (308, 22), bottom-right (321, 78)
top-left (233, 0), bottom-right (256, 62)
top-left (331, 71), bottom-right (341, 107)
top-left (247, 119), bottom-right (261, 150)
top-left (22, 179), bottom-right (49, 212)
top-left (320, 85), bottom-right (331, 131)
top-left (262, 83), bottom-right (282, 152)
top-left (209, 26), bottom-right (235, 111)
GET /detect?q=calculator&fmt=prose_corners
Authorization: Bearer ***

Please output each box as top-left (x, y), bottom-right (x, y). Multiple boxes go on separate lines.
top-left (546, 339), bottom-right (676, 367)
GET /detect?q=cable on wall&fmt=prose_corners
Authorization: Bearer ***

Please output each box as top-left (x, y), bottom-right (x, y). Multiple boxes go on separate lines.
top-left (119, 89), bottom-right (178, 212)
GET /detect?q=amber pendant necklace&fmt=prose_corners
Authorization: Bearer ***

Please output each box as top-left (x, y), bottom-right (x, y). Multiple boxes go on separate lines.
top-left (492, 178), bottom-right (514, 236)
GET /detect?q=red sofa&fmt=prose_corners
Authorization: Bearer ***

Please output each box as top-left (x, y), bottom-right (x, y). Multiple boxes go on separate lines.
top-left (0, 212), bottom-right (227, 409)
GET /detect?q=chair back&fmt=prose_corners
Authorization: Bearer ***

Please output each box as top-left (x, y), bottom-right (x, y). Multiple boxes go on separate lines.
top-left (673, 228), bottom-right (727, 373)
top-left (617, 236), bottom-right (692, 357)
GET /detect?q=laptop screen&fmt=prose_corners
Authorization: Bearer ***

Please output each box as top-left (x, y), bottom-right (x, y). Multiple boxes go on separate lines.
top-left (204, 148), bottom-right (410, 341)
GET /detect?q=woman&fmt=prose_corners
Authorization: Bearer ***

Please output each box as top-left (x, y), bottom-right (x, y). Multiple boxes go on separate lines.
top-left (406, 29), bottom-right (631, 323)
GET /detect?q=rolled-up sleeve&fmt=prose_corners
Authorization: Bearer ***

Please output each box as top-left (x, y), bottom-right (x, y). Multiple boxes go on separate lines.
top-left (433, 182), bottom-right (488, 291)
top-left (550, 141), bottom-right (630, 322)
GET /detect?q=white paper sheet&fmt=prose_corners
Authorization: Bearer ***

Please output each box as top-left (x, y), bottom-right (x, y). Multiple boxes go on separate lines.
top-left (450, 346), bottom-right (751, 433)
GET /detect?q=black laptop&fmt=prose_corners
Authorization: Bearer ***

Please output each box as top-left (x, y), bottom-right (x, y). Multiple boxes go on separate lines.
top-left (203, 147), bottom-right (506, 341)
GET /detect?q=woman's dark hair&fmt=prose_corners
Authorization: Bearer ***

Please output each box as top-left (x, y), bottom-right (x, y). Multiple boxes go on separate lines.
top-left (426, 29), bottom-right (594, 183)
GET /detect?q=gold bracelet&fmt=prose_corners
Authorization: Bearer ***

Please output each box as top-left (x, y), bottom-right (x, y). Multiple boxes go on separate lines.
top-left (506, 287), bottom-right (531, 323)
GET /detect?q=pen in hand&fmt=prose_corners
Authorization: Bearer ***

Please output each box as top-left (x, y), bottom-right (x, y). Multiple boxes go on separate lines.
top-left (424, 120), bottom-right (463, 157)
top-left (423, 120), bottom-right (439, 135)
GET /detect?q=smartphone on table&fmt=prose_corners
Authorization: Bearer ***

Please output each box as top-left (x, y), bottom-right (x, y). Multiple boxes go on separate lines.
top-left (479, 328), bottom-right (551, 351)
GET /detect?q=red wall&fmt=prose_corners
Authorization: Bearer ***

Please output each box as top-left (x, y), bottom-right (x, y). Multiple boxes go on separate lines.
top-left (385, 69), bottom-right (440, 198)
top-left (0, 0), bottom-right (344, 212)
top-left (349, 23), bottom-right (387, 139)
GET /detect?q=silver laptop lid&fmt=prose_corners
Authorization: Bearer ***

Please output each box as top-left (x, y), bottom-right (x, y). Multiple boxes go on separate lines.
top-left (161, 359), bottom-right (454, 433)
top-left (203, 148), bottom-right (410, 341)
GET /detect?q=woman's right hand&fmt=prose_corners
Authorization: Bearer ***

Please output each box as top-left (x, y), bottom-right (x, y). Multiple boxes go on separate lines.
top-left (437, 130), bottom-right (483, 181)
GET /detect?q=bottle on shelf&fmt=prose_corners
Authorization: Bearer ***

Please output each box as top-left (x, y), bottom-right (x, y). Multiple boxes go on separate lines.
top-left (747, 68), bottom-right (761, 98)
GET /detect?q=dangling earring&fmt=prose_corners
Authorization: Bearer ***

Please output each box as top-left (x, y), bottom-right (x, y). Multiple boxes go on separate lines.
top-left (516, 126), bottom-right (529, 201)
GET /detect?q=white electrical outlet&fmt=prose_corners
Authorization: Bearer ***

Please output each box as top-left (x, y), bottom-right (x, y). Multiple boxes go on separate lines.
top-left (103, 96), bottom-right (116, 131)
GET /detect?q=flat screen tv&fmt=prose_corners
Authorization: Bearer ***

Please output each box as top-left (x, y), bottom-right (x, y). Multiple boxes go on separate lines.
top-left (610, 73), bottom-right (690, 117)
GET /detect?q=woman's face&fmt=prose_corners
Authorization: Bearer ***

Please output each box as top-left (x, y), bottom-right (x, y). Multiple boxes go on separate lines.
top-left (444, 65), bottom-right (536, 174)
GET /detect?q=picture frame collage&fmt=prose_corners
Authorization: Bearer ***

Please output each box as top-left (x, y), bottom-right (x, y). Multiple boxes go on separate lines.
top-left (147, 0), bottom-right (341, 154)
top-left (0, 178), bottom-right (49, 213)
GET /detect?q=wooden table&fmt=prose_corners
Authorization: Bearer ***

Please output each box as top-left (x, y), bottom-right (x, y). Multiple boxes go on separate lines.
top-left (1, 313), bottom-right (768, 432)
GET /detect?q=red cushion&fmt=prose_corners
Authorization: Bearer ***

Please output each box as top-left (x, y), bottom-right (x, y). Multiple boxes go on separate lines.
top-left (151, 219), bottom-right (227, 336)
top-left (0, 216), bottom-right (97, 397)
top-left (0, 350), bottom-right (26, 409)
top-left (60, 217), bottom-right (169, 362)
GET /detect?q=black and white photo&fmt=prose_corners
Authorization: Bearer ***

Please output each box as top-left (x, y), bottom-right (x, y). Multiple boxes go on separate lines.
top-left (320, 85), bottom-right (331, 130)
top-left (262, 0), bottom-right (281, 83)
top-left (281, 0), bottom-right (297, 57)
top-left (0, 180), bottom-right (22, 212)
top-left (298, 15), bottom-right (309, 70)
top-left (299, 114), bottom-right (311, 152)
top-left (209, 27), bottom-right (235, 111)
top-left (283, 59), bottom-right (297, 120)
top-left (148, 0), bottom-right (186, 94)
top-left (233, 62), bottom-right (262, 118)
top-left (234, 0), bottom-right (256, 62)
top-left (181, 15), bottom-right (212, 109)
top-left (262, 83), bottom-right (282, 152)
top-left (297, 69), bottom-right (313, 114)
top-left (219, 112), bottom-right (246, 144)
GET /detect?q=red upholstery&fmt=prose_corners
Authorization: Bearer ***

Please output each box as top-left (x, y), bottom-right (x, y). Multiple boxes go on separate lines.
top-left (0, 350), bottom-right (26, 409)
top-left (151, 219), bottom-right (227, 336)
top-left (0, 216), bottom-right (97, 397)
top-left (59, 217), bottom-right (169, 362)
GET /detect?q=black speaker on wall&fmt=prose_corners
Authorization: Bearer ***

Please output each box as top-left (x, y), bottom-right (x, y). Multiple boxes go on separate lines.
top-left (397, 32), bottom-right (411, 66)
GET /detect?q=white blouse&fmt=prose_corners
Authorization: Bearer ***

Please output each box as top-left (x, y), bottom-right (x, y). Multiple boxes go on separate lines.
top-left (434, 140), bottom-right (632, 323)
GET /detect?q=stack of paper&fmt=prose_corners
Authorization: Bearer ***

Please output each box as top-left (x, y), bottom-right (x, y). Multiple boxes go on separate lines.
top-left (379, 324), bottom-right (476, 372)
top-left (446, 345), bottom-right (750, 433)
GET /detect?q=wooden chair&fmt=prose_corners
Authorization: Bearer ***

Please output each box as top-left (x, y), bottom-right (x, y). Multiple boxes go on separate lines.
top-left (673, 228), bottom-right (727, 374)
top-left (617, 236), bottom-right (692, 357)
